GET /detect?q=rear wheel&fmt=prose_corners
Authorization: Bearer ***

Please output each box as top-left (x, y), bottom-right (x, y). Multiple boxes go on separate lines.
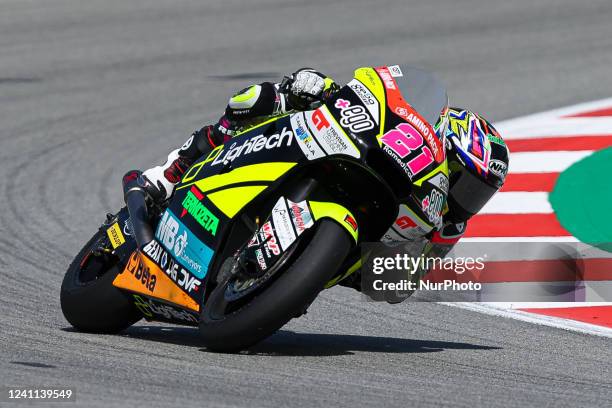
top-left (199, 219), bottom-right (352, 352)
top-left (60, 229), bottom-right (142, 333)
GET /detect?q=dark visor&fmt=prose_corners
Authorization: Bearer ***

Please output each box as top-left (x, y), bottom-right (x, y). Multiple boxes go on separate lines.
top-left (448, 168), bottom-right (498, 215)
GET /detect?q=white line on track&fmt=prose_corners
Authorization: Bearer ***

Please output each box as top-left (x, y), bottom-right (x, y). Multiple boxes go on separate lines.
top-left (509, 150), bottom-right (593, 172)
top-left (462, 236), bottom-right (579, 242)
top-left (499, 118), bottom-right (612, 139)
top-left (480, 302), bottom-right (612, 308)
top-left (480, 192), bottom-right (552, 214)
top-left (496, 97), bottom-right (612, 139)
top-left (441, 302), bottom-right (612, 339)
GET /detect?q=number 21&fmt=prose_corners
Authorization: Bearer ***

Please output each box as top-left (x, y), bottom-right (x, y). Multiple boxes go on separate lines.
top-left (381, 123), bottom-right (434, 175)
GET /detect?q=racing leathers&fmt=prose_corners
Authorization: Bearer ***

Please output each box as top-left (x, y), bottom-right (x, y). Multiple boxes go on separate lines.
top-left (141, 68), bottom-right (467, 300)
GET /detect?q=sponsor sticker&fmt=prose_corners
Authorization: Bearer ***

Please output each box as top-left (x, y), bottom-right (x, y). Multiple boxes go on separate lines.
top-left (115, 252), bottom-right (200, 311)
top-left (487, 134), bottom-right (506, 146)
top-left (404, 113), bottom-right (443, 162)
top-left (383, 204), bottom-right (433, 242)
top-left (181, 186), bottom-right (219, 236)
top-left (261, 221), bottom-right (281, 256)
top-left (271, 198), bottom-right (297, 251)
top-left (376, 67), bottom-right (397, 90)
top-left (287, 199), bottom-right (314, 234)
top-left (290, 113), bottom-right (325, 160)
top-left (143, 240), bottom-right (202, 294)
top-left (347, 79), bottom-right (380, 124)
top-left (181, 135), bottom-right (194, 150)
top-left (388, 65), bottom-right (403, 77)
top-left (156, 210), bottom-right (213, 279)
top-left (344, 214), bottom-right (358, 232)
top-left (255, 249), bottom-right (267, 271)
top-left (306, 107), bottom-right (360, 158)
top-left (122, 219), bottom-right (133, 236)
top-left (488, 159), bottom-right (508, 178)
top-left (421, 189), bottom-right (444, 226)
top-left (132, 295), bottom-right (198, 323)
top-left (124, 251), bottom-right (157, 292)
top-left (427, 173), bottom-right (450, 194)
top-left (334, 98), bottom-right (375, 133)
top-left (107, 223), bottom-right (126, 249)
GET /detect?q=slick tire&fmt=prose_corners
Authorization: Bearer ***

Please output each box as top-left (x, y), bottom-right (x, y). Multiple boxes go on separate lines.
top-left (60, 230), bottom-right (141, 333)
top-left (199, 219), bottom-right (352, 352)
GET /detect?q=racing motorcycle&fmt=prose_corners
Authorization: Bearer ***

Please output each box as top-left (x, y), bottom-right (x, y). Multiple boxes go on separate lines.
top-left (60, 65), bottom-right (449, 352)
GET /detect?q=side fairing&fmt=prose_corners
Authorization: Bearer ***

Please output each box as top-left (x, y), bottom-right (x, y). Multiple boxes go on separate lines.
top-left (114, 112), bottom-right (366, 314)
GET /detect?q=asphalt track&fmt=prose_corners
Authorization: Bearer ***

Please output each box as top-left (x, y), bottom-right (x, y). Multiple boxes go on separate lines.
top-left (1, 1), bottom-right (612, 406)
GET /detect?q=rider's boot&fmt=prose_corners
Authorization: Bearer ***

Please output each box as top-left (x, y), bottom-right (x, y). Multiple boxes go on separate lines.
top-left (141, 120), bottom-right (231, 203)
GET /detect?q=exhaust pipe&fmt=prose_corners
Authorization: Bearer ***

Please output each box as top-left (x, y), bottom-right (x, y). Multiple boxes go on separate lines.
top-left (122, 170), bottom-right (155, 249)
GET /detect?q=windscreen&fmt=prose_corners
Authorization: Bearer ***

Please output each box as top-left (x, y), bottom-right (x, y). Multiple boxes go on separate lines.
top-left (392, 65), bottom-right (448, 128)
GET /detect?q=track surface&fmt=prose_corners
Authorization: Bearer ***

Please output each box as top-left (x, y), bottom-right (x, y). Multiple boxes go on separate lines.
top-left (1, 1), bottom-right (612, 406)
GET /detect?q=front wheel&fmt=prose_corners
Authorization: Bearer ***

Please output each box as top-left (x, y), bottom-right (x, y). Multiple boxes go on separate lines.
top-left (199, 219), bottom-right (353, 352)
top-left (60, 228), bottom-right (142, 333)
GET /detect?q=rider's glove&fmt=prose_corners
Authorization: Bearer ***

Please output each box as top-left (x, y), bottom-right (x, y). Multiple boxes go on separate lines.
top-left (286, 68), bottom-right (337, 110)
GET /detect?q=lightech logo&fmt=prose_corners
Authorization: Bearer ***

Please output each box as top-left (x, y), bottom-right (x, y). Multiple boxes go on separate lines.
top-left (156, 209), bottom-right (213, 279)
top-left (181, 186), bottom-right (219, 236)
top-left (211, 127), bottom-right (293, 166)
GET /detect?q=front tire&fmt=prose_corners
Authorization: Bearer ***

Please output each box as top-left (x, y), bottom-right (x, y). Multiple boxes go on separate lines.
top-left (199, 219), bottom-right (352, 352)
top-left (60, 229), bottom-right (142, 333)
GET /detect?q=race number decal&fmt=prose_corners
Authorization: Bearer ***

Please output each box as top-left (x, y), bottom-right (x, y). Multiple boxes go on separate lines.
top-left (380, 123), bottom-right (435, 176)
top-left (375, 65), bottom-right (444, 163)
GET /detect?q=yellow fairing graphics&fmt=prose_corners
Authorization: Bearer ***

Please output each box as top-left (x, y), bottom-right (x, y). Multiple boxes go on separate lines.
top-left (324, 258), bottom-right (362, 289)
top-left (183, 162), bottom-right (296, 218)
top-left (412, 161), bottom-right (449, 187)
top-left (235, 113), bottom-right (290, 137)
top-left (354, 67), bottom-right (386, 139)
top-left (207, 185), bottom-right (267, 218)
top-left (180, 162), bottom-right (296, 190)
top-left (308, 201), bottom-right (359, 243)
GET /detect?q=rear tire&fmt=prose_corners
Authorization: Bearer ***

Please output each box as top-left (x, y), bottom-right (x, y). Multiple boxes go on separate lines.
top-left (199, 219), bottom-right (352, 352)
top-left (60, 229), bottom-right (142, 333)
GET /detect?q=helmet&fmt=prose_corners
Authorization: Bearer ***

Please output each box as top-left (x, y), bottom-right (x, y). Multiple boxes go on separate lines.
top-left (439, 107), bottom-right (510, 222)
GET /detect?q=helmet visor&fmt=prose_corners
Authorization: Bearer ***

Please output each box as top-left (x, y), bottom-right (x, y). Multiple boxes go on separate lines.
top-left (448, 168), bottom-right (498, 217)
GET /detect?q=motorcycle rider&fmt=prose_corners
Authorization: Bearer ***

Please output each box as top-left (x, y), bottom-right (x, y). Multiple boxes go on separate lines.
top-left (141, 68), bottom-right (510, 297)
